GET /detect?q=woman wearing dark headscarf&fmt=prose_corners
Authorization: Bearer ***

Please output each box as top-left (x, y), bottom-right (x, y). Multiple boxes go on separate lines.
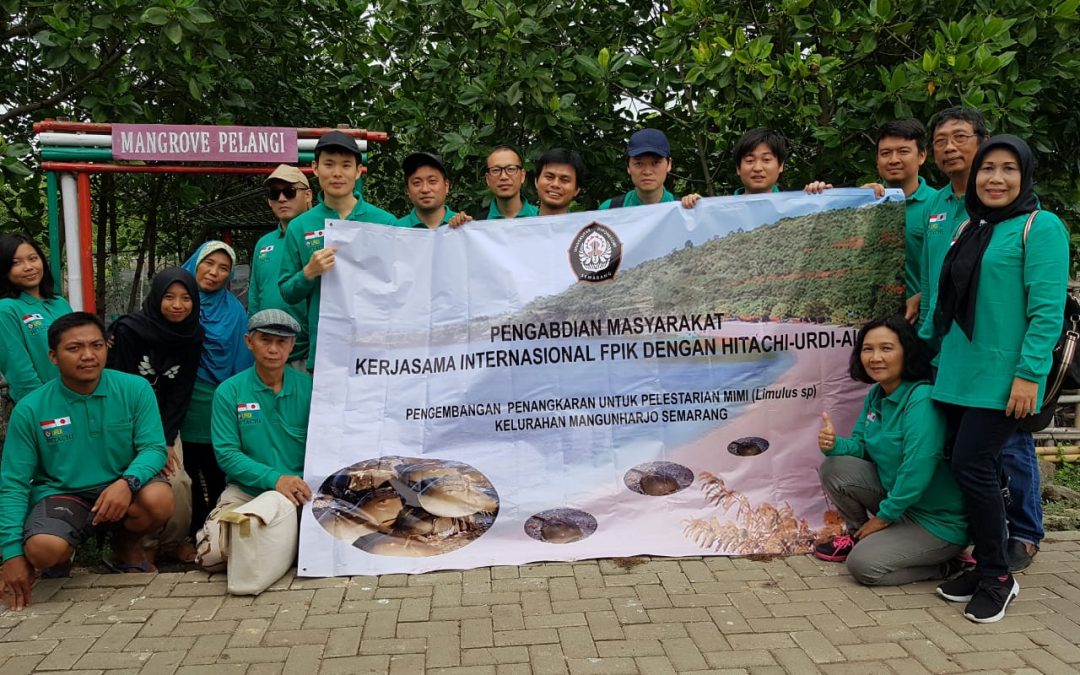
top-left (108, 268), bottom-right (205, 563)
top-left (931, 136), bottom-right (1069, 623)
top-left (178, 242), bottom-right (254, 541)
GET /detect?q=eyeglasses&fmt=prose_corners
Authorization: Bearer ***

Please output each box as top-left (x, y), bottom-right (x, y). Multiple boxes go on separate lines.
top-left (266, 186), bottom-right (310, 200)
top-left (932, 133), bottom-right (978, 150)
top-left (485, 165), bottom-right (523, 177)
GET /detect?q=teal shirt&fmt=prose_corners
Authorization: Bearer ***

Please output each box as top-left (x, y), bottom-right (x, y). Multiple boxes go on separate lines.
top-left (902, 177), bottom-right (938, 299)
top-left (211, 367), bottom-right (312, 497)
top-left (396, 206), bottom-right (458, 228)
top-left (599, 188), bottom-right (676, 209)
top-left (485, 199), bottom-right (539, 220)
top-left (249, 226), bottom-right (309, 362)
top-left (917, 184), bottom-right (968, 339)
top-left (0, 369), bottom-right (167, 560)
top-left (827, 380), bottom-right (968, 546)
top-left (932, 211), bottom-right (1069, 410)
top-left (733, 185), bottom-right (781, 196)
top-left (278, 194), bottom-right (397, 370)
top-left (179, 379), bottom-right (217, 444)
top-left (0, 293), bottom-right (73, 402)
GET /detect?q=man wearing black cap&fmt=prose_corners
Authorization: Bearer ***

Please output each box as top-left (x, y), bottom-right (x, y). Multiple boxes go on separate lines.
top-left (397, 152), bottom-right (457, 229)
top-left (277, 131), bottom-right (397, 372)
top-left (249, 165), bottom-right (312, 367)
top-left (195, 309), bottom-right (312, 573)
top-left (599, 128), bottom-right (678, 209)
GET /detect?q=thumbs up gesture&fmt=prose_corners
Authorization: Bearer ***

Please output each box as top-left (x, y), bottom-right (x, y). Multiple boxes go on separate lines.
top-left (818, 412), bottom-right (836, 452)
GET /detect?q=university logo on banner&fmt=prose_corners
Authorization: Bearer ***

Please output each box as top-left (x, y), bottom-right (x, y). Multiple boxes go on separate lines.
top-left (569, 223), bottom-right (622, 283)
top-left (237, 402), bottom-right (262, 424)
top-left (40, 417), bottom-right (73, 443)
top-left (304, 230), bottom-right (325, 249)
top-left (21, 313), bottom-right (44, 334)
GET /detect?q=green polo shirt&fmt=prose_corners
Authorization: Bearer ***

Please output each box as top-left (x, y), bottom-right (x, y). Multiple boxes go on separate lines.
top-left (278, 194), bottom-right (397, 370)
top-left (484, 199), bottom-right (539, 220)
top-left (396, 206), bottom-right (458, 229)
top-left (249, 225), bottom-right (309, 362)
top-left (827, 380), bottom-right (967, 545)
top-left (932, 211), bottom-right (1069, 411)
top-left (733, 185), bottom-right (781, 196)
top-left (598, 188), bottom-right (676, 209)
top-left (0, 293), bottom-right (73, 402)
top-left (917, 184), bottom-right (968, 341)
top-left (0, 369), bottom-right (167, 560)
top-left (901, 177), bottom-right (939, 299)
top-left (211, 367), bottom-right (312, 497)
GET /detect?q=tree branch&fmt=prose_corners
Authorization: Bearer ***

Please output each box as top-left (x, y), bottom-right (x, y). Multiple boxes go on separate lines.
top-left (0, 19), bottom-right (46, 42)
top-left (0, 47), bottom-right (128, 126)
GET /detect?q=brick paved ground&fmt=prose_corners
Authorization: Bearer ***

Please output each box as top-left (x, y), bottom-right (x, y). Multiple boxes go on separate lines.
top-left (1, 531), bottom-right (1079, 674)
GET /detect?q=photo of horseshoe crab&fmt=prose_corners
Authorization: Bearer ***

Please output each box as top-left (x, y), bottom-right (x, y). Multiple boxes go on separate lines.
top-left (728, 436), bottom-right (770, 457)
top-left (623, 461), bottom-right (695, 496)
top-left (523, 508), bottom-right (598, 544)
top-left (313, 456), bottom-right (499, 557)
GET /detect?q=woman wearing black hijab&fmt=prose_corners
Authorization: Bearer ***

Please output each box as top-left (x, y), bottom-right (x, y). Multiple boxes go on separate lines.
top-left (930, 135), bottom-right (1069, 623)
top-left (108, 268), bottom-right (205, 564)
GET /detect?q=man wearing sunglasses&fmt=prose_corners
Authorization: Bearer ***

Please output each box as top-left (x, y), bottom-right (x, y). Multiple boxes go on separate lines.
top-left (449, 146), bottom-right (539, 226)
top-left (248, 165), bottom-right (313, 369)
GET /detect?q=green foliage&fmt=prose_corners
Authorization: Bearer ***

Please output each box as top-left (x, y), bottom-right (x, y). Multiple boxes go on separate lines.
top-left (1056, 456), bottom-right (1080, 493)
top-left (0, 0), bottom-right (1078, 265)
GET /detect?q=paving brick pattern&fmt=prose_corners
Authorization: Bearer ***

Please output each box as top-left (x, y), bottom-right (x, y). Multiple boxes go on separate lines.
top-left (2, 531), bottom-right (1079, 674)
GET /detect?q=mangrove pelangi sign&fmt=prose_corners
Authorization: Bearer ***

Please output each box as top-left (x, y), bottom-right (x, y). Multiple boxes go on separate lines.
top-left (111, 124), bottom-right (298, 163)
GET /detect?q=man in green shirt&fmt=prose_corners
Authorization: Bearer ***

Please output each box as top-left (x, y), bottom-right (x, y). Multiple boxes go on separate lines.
top-left (249, 164), bottom-right (313, 367)
top-left (396, 152), bottom-right (458, 228)
top-left (917, 107), bottom-right (989, 341)
top-left (196, 309), bottom-right (313, 573)
top-left (534, 148), bottom-right (584, 216)
top-left (0, 313), bottom-right (171, 610)
top-left (733, 128), bottom-right (786, 195)
top-left (599, 128), bottom-right (679, 209)
top-left (277, 131), bottom-right (398, 372)
top-left (450, 145), bottom-right (539, 226)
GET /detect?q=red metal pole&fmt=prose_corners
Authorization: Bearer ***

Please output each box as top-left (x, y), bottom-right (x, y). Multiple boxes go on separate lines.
top-left (75, 173), bottom-right (96, 314)
top-left (34, 120), bottom-right (389, 143)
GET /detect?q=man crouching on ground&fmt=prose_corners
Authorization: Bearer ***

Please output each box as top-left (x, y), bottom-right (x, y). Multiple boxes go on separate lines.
top-left (1, 312), bottom-right (172, 610)
top-left (195, 309), bottom-right (312, 572)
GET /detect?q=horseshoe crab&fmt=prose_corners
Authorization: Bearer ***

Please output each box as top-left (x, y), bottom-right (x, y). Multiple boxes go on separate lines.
top-left (524, 508), bottom-right (598, 544)
top-left (727, 436), bottom-right (770, 457)
top-left (623, 461), bottom-right (694, 496)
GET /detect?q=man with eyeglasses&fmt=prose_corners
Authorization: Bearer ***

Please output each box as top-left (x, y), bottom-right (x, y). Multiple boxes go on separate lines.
top-left (450, 146), bottom-right (539, 226)
top-left (248, 165), bottom-right (313, 368)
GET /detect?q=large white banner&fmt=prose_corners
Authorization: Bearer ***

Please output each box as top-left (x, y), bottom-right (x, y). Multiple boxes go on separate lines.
top-left (299, 190), bottom-right (906, 576)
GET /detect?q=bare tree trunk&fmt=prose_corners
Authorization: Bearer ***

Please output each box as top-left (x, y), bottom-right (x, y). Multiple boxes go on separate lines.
top-left (128, 176), bottom-right (165, 311)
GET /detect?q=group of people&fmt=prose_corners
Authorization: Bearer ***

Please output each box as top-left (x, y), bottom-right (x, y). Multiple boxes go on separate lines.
top-left (0, 107), bottom-right (1069, 626)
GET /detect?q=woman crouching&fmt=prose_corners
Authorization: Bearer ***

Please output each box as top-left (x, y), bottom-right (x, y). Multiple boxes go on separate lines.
top-left (814, 316), bottom-right (968, 586)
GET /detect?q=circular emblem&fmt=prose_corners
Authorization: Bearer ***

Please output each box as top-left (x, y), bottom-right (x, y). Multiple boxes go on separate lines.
top-left (569, 222), bottom-right (622, 282)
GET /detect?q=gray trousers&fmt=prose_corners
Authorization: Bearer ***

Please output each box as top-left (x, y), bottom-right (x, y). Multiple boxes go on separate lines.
top-left (819, 455), bottom-right (965, 586)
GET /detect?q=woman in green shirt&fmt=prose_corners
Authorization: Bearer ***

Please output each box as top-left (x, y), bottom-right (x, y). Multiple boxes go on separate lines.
top-left (814, 316), bottom-right (968, 586)
top-left (931, 136), bottom-right (1069, 623)
top-left (0, 235), bottom-right (73, 403)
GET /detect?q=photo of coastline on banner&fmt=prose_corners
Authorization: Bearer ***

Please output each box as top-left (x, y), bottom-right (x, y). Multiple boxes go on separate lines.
top-left (299, 189), bottom-right (906, 576)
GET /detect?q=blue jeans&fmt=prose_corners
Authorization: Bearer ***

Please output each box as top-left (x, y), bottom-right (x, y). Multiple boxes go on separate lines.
top-left (1002, 431), bottom-right (1043, 547)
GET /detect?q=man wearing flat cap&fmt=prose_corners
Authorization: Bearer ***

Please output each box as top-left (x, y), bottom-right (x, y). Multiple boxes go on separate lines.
top-left (249, 165), bottom-right (312, 368)
top-left (195, 309), bottom-right (313, 572)
top-left (397, 152), bottom-right (458, 229)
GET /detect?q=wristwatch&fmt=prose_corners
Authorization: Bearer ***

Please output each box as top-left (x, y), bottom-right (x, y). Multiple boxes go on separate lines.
top-left (122, 475), bottom-right (142, 495)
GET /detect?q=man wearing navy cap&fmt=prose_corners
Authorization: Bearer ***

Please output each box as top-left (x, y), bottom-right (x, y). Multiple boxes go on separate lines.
top-left (397, 152), bottom-right (457, 229)
top-left (599, 128), bottom-right (679, 209)
top-left (195, 309), bottom-right (313, 572)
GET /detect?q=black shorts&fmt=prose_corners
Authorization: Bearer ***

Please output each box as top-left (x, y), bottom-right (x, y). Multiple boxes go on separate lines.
top-left (23, 478), bottom-right (168, 549)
